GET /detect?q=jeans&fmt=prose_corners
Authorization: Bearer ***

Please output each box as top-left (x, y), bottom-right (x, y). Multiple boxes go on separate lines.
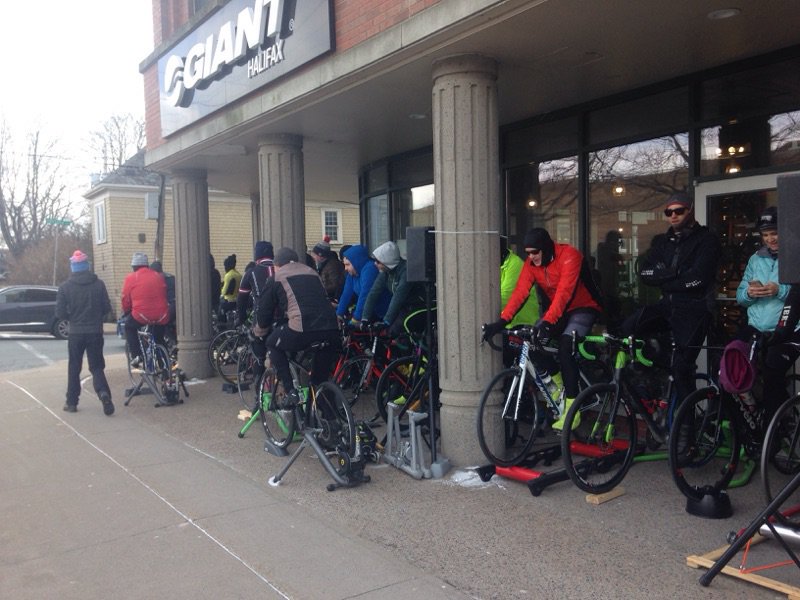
top-left (66, 333), bottom-right (110, 406)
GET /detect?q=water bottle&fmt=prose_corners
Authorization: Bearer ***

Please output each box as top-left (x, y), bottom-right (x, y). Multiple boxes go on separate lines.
top-left (536, 367), bottom-right (559, 398)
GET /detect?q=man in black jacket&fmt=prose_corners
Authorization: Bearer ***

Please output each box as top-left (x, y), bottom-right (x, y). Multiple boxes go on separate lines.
top-left (632, 192), bottom-right (721, 404)
top-left (56, 250), bottom-right (114, 415)
top-left (257, 247), bottom-right (340, 407)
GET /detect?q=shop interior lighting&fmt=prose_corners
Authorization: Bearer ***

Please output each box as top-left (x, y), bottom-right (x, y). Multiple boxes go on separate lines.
top-left (612, 181), bottom-right (626, 197)
top-left (707, 8), bottom-right (741, 20)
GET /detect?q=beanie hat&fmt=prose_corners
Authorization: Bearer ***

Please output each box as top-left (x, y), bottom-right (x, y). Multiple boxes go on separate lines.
top-left (69, 250), bottom-right (90, 273)
top-left (274, 247), bottom-right (299, 266)
top-left (522, 228), bottom-right (556, 267)
top-left (254, 241), bottom-right (274, 260)
top-left (665, 191), bottom-right (693, 210)
top-left (312, 235), bottom-right (332, 257)
top-left (719, 339), bottom-right (756, 394)
top-left (372, 241), bottom-right (401, 270)
top-left (757, 206), bottom-right (778, 232)
top-left (131, 252), bottom-right (149, 267)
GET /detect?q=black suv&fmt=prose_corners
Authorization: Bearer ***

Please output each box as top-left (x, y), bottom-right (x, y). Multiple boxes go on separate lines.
top-left (0, 285), bottom-right (68, 339)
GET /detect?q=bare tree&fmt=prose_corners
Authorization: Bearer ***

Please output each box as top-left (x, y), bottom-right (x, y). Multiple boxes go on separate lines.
top-left (0, 122), bottom-right (70, 258)
top-left (89, 113), bottom-right (145, 174)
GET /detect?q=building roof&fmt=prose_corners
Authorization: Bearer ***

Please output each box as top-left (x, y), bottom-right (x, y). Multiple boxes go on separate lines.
top-left (93, 150), bottom-right (163, 188)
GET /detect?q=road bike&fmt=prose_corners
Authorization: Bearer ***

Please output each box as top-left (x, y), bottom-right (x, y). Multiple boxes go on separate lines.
top-left (479, 325), bottom-right (610, 468)
top-left (125, 323), bottom-right (188, 407)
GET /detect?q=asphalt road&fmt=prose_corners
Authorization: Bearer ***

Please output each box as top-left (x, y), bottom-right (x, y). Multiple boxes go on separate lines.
top-left (0, 331), bottom-right (126, 372)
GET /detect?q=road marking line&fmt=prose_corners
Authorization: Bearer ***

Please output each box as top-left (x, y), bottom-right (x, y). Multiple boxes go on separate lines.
top-left (17, 341), bottom-right (54, 365)
top-left (5, 379), bottom-right (291, 600)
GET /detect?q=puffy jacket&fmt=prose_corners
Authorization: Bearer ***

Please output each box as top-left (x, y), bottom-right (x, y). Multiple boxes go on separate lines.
top-left (736, 247), bottom-right (789, 332)
top-left (336, 245), bottom-right (390, 321)
top-left (501, 252), bottom-right (539, 327)
top-left (502, 243), bottom-right (601, 325)
top-left (639, 222), bottom-right (720, 310)
top-left (121, 267), bottom-right (169, 325)
top-left (56, 271), bottom-right (111, 335)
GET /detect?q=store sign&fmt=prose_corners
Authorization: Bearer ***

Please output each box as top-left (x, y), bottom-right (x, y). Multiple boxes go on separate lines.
top-left (158, 0), bottom-right (333, 136)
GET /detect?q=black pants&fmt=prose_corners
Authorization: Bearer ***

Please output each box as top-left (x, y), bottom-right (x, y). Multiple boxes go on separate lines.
top-left (624, 301), bottom-right (711, 406)
top-left (66, 333), bottom-right (110, 406)
top-left (265, 325), bottom-right (341, 391)
top-left (125, 318), bottom-right (165, 360)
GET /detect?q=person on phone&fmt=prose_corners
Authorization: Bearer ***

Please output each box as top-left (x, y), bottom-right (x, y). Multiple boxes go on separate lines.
top-left (737, 206), bottom-right (794, 420)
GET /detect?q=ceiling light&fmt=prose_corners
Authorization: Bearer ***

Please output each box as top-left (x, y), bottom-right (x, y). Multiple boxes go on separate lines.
top-left (707, 8), bottom-right (741, 20)
top-left (408, 113), bottom-right (427, 120)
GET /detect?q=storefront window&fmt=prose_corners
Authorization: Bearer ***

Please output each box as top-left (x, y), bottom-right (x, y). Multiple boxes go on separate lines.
top-left (367, 194), bottom-right (389, 252)
top-left (505, 157), bottom-right (579, 252)
top-left (588, 134), bottom-right (689, 327)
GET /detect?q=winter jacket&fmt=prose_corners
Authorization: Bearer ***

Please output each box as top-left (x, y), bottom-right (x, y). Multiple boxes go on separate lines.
top-left (56, 271), bottom-right (111, 335)
top-left (121, 267), bottom-right (170, 325)
top-left (501, 252), bottom-right (539, 328)
top-left (502, 243), bottom-right (601, 325)
top-left (363, 258), bottom-right (425, 326)
top-left (336, 245), bottom-right (390, 321)
top-left (736, 247), bottom-right (790, 332)
top-left (221, 268), bottom-right (242, 302)
top-left (317, 256), bottom-right (345, 301)
top-left (236, 258), bottom-right (275, 321)
top-left (639, 222), bottom-right (720, 311)
top-left (256, 261), bottom-right (338, 333)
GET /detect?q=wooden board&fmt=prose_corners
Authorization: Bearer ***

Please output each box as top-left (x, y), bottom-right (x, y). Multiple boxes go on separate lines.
top-left (585, 486), bottom-right (625, 505)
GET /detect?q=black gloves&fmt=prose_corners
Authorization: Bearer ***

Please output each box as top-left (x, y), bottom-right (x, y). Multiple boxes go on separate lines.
top-left (535, 320), bottom-right (554, 346)
top-left (482, 319), bottom-right (508, 341)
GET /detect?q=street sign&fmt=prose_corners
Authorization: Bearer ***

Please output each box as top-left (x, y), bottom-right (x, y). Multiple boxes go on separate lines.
top-left (46, 218), bottom-right (72, 226)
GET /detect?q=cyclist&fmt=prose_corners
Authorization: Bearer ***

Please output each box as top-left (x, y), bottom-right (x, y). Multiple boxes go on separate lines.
top-left (336, 244), bottom-right (390, 326)
top-left (236, 241), bottom-right (275, 387)
top-left (310, 236), bottom-right (345, 305)
top-left (256, 247), bottom-right (341, 407)
top-left (122, 252), bottom-right (170, 368)
top-left (631, 191), bottom-right (720, 407)
top-left (484, 227), bottom-right (603, 430)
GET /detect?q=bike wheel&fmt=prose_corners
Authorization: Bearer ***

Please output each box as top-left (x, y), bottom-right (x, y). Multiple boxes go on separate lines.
top-left (668, 386), bottom-right (740, 502)
top-left (761, 394), bottom-right (800, 527)
top-left (476, 368), bottom-right (538, 467)
top-left (561, 383), bottom-right (637, 494)
top-left (215, 334), bottom-right (245, 384)
top-left (309, 381), bottom-right (356, 456)
top-left (208, 329), bottom-right (236, 372)
top-left (236, 347), bottom-right (258, 410)
top-left (260, 369), bottom-right (296, 449)
top-left (375, 355), bottom-right (425, 425)
top-left (333, 355), bottom-right (377, 423)
top-left (154, 344), bottom-right (181, 405)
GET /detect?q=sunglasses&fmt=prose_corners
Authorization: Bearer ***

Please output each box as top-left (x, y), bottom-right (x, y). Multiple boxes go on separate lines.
top-left (526, 249), bottom-right (542, 256)
top-left (664, 207), bottom-right (688, 217)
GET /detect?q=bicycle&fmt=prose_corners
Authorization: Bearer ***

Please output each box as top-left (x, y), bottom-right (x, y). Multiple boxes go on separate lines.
top-left (124, 323), bottom-right (188, 407)
top-left (259, 343), bottom-right (368, 490)
top-left (560, 332), bottom-right (695, 494)
top-left (478, 325), bottom-right (610, 468)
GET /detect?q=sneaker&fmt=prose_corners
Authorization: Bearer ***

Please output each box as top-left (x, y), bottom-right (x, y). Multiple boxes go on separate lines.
top-left (278, 388), bottom-right (301, 410)
top-left (99, 392), bottom-right (115, 416)
top-left (129, 356), bottom-right (143, 370)
top-left (63, 403), bottom-right (77, 413)
top-left (552, 397), bottom-right (580, 431)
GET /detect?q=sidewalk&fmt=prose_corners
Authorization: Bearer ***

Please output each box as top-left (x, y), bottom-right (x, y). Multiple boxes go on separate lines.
top-left (0, 353), bottom-right (789, 599)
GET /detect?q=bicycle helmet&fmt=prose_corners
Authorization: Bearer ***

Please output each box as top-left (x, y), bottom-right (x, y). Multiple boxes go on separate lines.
top-left (719, 339), bottom-right (756, 394)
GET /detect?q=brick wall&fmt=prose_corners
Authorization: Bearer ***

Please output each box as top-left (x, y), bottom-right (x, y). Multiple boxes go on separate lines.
top-left (334, 0), bottom-right (441, 51)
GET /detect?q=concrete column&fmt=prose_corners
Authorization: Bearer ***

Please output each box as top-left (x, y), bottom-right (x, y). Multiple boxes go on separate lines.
top-left (257, 134), bottom-right (306, 255)
top-left (432, 54), bottom-right (501, 467)
top-left (171, 168), bottom-right (213, 378)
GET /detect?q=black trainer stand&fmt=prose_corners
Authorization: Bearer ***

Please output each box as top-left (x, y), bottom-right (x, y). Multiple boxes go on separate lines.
top-left (266, 421), bottom-right (371, 492)
top-left (477, 444), bottom-right (566, 496)
top-left (699, 469), bottom-right (800, 587)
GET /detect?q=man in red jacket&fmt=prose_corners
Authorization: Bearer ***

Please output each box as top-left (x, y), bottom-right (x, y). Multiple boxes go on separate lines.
top-left (122, 252), bottom-right (170, 367)
top-left (484, 228), bottom-right (603, 429)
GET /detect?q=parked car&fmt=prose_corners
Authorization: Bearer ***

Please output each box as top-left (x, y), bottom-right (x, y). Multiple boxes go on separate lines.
top-left (0, 285), bottom-right (68, 339)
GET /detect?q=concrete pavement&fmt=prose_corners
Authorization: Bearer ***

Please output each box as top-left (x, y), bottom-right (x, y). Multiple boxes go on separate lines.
top-left (0, 352), bottom-right (795, 599)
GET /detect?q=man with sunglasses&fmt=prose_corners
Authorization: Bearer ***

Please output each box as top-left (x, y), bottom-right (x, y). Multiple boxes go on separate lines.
top-left (634, 191), bottom-right (721, 406)
top-left (484, 228), bottom-right (603, 430)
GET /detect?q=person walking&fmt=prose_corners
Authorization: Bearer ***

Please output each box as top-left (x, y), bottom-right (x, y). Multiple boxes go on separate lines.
top-left (56, 250), bottom-right (114, 415)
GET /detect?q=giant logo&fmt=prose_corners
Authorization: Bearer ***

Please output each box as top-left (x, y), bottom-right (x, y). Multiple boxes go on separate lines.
top-left (163, 0), bottom-right (286, 107)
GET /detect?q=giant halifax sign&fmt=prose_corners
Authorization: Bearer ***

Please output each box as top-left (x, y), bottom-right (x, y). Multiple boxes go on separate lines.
top-left (158, 0), bottom-right (333, 136)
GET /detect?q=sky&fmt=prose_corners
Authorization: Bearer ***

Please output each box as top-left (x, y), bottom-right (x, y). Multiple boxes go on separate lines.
top-left (0, 1), bottom-right (154, 215)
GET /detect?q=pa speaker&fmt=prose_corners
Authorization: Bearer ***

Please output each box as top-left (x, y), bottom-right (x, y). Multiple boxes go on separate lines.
top-left (406, 226), bottom-right (436, 283)
top-left (779, 173), bottom-right (800, 284)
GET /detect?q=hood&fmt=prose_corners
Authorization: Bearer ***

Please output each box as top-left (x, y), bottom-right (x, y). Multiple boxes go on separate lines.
top-left (71, 270), bottom-right (98, 285)
top-left (523, 228), bottom-right (555, 266)
top-left (372, 241), bottom-right (401, 270)
top-left (343, 244), bottom-right (371, 275)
